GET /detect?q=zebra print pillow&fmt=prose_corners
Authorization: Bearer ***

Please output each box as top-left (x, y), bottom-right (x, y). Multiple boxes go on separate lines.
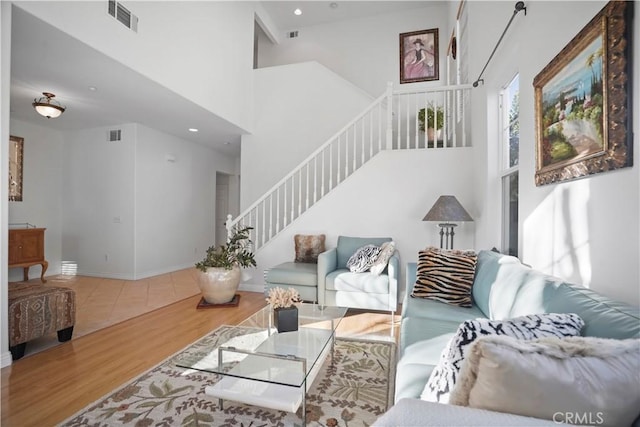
top-left (420, 313), bottom-right (585, 404)
top-left (346, 244), bottom-right (381, 273)
top-left (411, 247), bottom-right (477, 307)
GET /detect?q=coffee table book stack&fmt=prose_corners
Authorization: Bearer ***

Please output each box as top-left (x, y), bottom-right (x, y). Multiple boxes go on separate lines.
top-left (177, 303), bottom-right (347, 425)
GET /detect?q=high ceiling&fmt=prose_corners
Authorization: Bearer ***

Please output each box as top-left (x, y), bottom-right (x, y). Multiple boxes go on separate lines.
top-left (260, 1), bottom-right (435, 31)
top-left (9, 2), bottom-right (434, 157)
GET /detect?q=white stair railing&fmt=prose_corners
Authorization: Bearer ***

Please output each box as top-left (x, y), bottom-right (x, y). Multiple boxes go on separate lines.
top-left (392, 83), bottom-right (473, 149)
top-left (227, 82), bottom-right (472, 250)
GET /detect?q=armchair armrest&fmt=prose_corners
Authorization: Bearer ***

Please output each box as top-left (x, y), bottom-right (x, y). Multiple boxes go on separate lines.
top-left (387, 253), bottom-right (399, 309)
top-left (402, 262), bottom-right (417, 317)
top-left (317, 248), bottom-right (337, 306)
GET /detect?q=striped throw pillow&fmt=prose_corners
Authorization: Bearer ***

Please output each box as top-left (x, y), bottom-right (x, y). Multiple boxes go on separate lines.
top-left (412, 247), bottom-right (477, 307)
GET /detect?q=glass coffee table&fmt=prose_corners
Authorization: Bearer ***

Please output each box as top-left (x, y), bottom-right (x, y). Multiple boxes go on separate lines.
top-left (177, 303), bottom-right (348, 425)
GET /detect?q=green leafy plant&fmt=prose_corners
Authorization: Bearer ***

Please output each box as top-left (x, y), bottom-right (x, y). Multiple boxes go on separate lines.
top-left (418, 105), bottom-right (444, 131)
top-left (195, 225), bottom-right (256, 272)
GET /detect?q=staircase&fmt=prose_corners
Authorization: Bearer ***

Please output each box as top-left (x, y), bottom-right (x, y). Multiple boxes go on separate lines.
top-left (226, 82), bottom-right (473, 251)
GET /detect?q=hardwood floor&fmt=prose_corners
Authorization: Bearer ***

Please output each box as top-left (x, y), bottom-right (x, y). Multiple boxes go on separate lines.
top-left (1, 291), bottom-right (399, 426)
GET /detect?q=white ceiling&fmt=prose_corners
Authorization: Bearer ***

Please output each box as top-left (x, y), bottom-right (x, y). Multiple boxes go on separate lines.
top-left (9, 2), bottom-right (435, 157)
top-left (260, 1), bottom-right (435, 31)
top-left (9, 5), bottom-right (245, 156)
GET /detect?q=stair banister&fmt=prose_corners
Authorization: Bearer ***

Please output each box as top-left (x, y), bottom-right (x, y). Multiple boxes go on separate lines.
top-left (226, 89), bottom-right (390, 237)
top-left (225, 81), bottom-right (473, 249)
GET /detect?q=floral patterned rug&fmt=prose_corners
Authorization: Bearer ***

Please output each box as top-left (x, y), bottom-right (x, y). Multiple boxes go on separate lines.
top-left (60, 325), bottom-right (396, 427)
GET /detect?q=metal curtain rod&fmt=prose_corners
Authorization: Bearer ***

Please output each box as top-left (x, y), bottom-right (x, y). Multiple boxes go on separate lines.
top-left (472, 1), bottom-right (526, 87)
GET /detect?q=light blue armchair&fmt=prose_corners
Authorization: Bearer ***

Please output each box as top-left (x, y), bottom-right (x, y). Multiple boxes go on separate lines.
top-left (317, 236), bottom-right (399, 314)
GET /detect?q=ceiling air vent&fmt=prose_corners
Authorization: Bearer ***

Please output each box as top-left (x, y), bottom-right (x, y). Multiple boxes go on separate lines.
top-left (108, 129), bottom-right (122, 142)
top-left (108, 0), bottom-right (138, 32)
top-left (287, 31), bottom-right (299, 39)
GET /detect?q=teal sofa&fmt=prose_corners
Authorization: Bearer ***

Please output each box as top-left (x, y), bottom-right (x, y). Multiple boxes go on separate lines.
top-left (384, 249), bottom-right (640, 426)
top-left (317, 236), bottom-right (398, 313)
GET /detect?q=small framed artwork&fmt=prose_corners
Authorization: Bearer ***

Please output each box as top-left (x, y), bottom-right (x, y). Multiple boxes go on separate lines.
top-left (400, 28), bottom-right (439, 84)
top-left (9, 135), bottom-right (24, 202)
top-left (533, 1), bottom-right (633, 186)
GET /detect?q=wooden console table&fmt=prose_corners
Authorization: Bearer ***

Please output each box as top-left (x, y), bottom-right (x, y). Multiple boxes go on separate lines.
top-left (8, 227), bottom-right (49, 283)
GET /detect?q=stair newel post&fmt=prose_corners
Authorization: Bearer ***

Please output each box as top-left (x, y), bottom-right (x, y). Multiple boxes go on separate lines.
top-left (385, 81), bottom-right (393, 150)
top-left (226, 214), bottom-right (233, 241)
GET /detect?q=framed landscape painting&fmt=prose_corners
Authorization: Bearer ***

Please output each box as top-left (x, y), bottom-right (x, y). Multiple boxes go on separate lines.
top-left (400, 28), bottom-right (439, 84)
top-left (533, 1), bottom-right (633, 186)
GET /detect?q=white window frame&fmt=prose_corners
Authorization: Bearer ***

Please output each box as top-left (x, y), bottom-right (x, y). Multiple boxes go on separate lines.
top-left (499, 73), bottom-right (519, 256)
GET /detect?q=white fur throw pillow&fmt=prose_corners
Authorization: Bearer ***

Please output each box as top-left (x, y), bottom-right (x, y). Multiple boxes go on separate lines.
top-left (449, 335), bottom-right (640, 427)
top-left (346, 244), bottom-right (381, 273)
top-left (370, 241), bottom-right (396, 275)
top-left (420, 313), bottom-right (584, 404)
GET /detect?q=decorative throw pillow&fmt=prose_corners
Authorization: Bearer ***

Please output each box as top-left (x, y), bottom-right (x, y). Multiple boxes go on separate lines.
top-left (370, 241), bottom-right (396, 275)
top-left (346, 244), bottom-right (381, 273)
top-left (412, 247), bottom-right (477, 307)
top-left (450, 335), bottom-right (640, 427)
top-left (294, 234), bottom-right (326, 263)
top-left (420, 313), bottom-right (585, 404)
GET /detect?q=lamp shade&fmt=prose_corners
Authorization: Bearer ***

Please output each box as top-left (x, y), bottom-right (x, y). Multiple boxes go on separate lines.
top-left (423, 195), bottom-right (473, 223)
top-left (32, 92), bottom-right (65, 119)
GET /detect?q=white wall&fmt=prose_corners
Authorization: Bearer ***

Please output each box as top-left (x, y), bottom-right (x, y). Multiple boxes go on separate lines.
top-left (470, 1), bottom-right (640, 305)
top-left (135, 124), bottom-right (237, 278)
top-left (61, 125), bottom-right (137, 279)
top-left (8, 119), bottom-right (65, 281)
top-left (258, 4), bottom-right (449, 96)
top-left (251, 148), bottom-right (477, 297)
top-left (15, 1), bottom-right (255, 132)
top-left (240, 61), bottom-right (373, 209)
top-left (1, 0), bottom-right (13, 367)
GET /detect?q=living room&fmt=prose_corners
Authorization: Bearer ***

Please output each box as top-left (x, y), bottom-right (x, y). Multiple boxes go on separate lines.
top-left (1, 0), bottom-right (639, 425)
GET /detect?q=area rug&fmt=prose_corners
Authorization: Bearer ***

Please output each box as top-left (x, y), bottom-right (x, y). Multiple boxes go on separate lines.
top-left (60, 325), bottom-right (396, 427)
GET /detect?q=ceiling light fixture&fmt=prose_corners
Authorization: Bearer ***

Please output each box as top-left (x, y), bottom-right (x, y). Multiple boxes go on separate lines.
top-left (330, 2), bottom-right (338, 9)
top-left (294, 8), bottom-right (302, 16)
top-left (188, 128), bottom-right (199, 133)
top-left (32, 92), bottom-right (66, 119)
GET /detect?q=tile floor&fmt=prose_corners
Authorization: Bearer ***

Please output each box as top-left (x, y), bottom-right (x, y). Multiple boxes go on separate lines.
top-left (11, 267), bottom-right (201, 358)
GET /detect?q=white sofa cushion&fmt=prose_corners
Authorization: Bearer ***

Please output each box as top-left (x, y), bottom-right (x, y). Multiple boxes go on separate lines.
top-left (449, 335), bottom-right (640, 427)
top-left (372, 398), bottom-right (556, 426)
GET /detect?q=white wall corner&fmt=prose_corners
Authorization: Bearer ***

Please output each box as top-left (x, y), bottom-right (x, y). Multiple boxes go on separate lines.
top-left (254, 3), bottom-right (282, 45)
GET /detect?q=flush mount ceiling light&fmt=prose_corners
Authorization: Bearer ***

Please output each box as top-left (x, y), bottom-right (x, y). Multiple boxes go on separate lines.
top-left (32, 92), bottom-right (66, 119)
top-left (294, 8), bottom-right (302, 16)
top-left (188, 128), bottom-right (199, 132)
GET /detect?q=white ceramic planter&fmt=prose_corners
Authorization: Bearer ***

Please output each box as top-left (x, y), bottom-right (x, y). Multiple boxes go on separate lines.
top-left (198, 266), bottom-right (241, 304)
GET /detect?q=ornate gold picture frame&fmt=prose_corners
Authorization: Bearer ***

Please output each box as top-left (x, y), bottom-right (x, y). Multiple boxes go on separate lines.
top-left (533, 1), bottom-right (633, 186)
top-left (9, 135), bottom-right (24, 201)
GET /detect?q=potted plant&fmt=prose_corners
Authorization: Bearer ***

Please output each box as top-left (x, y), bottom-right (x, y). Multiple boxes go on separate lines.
top-left (266, 287), bottom-right (301, 333)
top-left (418, 104), bottom-right (445, 141)
top-left (195, 225), bottom-right (256, 305)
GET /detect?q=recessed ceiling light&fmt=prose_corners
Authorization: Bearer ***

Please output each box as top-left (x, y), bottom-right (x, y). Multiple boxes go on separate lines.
top-left (330, 2), bottom-right (338, 9)
top-left (294, 8), bottom-right (302, 16)
top-left (88, 86), bottom-right (97, 91)
top-left (188, 128), bottom-right (198, 132)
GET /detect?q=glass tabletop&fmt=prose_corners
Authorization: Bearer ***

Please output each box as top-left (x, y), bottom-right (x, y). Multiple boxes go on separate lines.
top-left (176, 303), bottom-right (348, 388)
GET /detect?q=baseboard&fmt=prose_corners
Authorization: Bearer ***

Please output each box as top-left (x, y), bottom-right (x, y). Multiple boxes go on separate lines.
top-left (73, 262), bottom-right (195, 281)
top-left (1, 351), bottom-right (13, 368)
top-left (74, 270), bottom-right (136, 280)
top-left (133, 262), bottom-right (194, 280)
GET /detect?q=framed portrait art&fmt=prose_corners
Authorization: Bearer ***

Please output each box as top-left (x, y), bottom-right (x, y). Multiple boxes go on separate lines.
top-left (533, 1), bottom-right (634, 186)
top-left (400, 28), bottom-right (439, 84)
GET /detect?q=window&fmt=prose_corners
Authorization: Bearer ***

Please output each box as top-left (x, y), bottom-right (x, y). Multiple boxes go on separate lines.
top-left (501, 75), bottom-right (519, 256)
